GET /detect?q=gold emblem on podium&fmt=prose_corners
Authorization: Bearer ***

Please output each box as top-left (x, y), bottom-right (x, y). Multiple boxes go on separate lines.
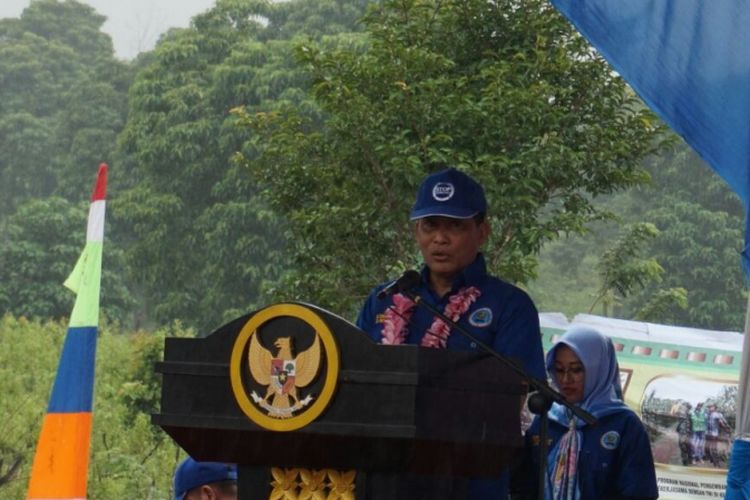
top-left (230, 303), bottom-right (340, 432)
top-left (249, 335), bottom-right (320, 417)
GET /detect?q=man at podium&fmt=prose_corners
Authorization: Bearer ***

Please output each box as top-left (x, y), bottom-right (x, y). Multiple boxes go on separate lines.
top-left (357, 166), bottom-right (546, 499)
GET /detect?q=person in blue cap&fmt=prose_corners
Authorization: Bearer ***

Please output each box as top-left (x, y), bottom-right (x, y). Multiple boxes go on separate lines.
top-left (357, 166), bottom-right (546, 499)
top-left (172, 456), bottom-right (238, 500)
top-left (516, 326), bottom-right (658, 499)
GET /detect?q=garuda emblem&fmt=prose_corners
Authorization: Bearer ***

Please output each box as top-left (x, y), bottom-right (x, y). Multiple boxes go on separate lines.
top-left (248, 335), bottom-right (321, 418)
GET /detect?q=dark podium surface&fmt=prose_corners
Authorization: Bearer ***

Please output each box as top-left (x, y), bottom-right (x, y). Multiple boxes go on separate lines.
top-left (153, 302), bottom-right (525, 498)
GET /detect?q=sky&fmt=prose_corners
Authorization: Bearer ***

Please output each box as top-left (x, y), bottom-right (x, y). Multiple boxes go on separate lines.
top-left (0, 0), bottom-right (218, 60)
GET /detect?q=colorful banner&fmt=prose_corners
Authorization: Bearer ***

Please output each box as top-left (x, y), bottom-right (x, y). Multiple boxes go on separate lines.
top-left (27, 164), bottom-right (107, 500)
top-left (541, 313), bottom-right (743, 499)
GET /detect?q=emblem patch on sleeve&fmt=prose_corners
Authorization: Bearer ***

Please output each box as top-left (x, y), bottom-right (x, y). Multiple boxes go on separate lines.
top-left (469, 307), bottom-right (493, 327)
top-left (600, 430), bottom-right (621, 450)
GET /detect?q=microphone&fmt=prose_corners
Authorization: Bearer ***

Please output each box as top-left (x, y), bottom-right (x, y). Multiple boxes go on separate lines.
top-left (377, 270), bottom-right (421, 299)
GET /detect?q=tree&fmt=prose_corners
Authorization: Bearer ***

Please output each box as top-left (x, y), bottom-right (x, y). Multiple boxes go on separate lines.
top-left (116, 0), bottom-right (369, 332)
top-left (0, 1), bottom-right (133, 325)
top-left (0, 113), bottom-right (57, 215)
top-left (0, 198), bottom-right (85, 319)
top-left (528, 141), bottom-right (746, 330)
top-left (590, 222), bottom-right (662, 315)
top-left (13, 0), bottom-right (114, 62)
top-left (237, 0), bottom-right (667, 318)
top-left (0, 0), bottom-right (130, 216)
top-left (0, 197), bottom-right (132, 322)
top-left (625, 145), bottom-right (747, 330)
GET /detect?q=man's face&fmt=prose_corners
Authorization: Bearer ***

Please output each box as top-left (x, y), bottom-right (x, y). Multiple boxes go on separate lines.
top-left (414, 216), bottom-right (489, 281)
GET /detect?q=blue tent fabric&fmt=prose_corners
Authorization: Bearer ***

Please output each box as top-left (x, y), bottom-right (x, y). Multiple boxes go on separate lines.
top-left (549, 0), bottom-right (750, 277)
top-left (726, 440), bottom-right (750, 499)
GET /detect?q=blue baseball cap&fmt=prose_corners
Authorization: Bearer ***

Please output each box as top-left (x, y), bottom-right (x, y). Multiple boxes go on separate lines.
top-left (173, 457), bottom-right (237, 500)
top-left (409, 167), bottom-right (487, 220)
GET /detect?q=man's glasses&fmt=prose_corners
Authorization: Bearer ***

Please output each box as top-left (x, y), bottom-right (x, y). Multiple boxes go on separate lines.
top-left (553, 366), bottom-right (585, 380)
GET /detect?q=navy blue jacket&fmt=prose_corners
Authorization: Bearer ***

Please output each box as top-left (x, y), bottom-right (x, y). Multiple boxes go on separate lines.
top-left (521, 409), bottom-right (658, 499)
top-left (357, 254), bottom-right (545, 499)
top-left (357, 254), bottom-right (545, 380)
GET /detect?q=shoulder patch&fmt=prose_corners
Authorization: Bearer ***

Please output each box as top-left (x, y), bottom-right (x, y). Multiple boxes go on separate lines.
top-left (469, 307), bottom-right (493, 327)
top-left (600, 430), bottom-right (620, 450)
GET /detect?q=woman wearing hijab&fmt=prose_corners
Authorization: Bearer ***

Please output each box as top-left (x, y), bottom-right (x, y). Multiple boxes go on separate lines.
top-left (516, 326), bottom-right (658, 499)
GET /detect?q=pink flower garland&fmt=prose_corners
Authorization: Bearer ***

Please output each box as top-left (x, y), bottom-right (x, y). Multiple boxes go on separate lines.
top-left (380, 293), bottom-right (417, 345)
top-left (380, 287), bottom-right (482, 348)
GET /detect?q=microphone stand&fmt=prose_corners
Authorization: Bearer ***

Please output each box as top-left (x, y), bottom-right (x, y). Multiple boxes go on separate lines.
top-left (398, 289), bottom-right (597, 500)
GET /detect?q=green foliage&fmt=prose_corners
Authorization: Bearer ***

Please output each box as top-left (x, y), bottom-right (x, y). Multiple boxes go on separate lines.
top-left (633, 147), bottom-right (747, 329)
top-left (115, 0), bottom-right (368, 332)
top-left (526, 235), bottom-right (602, 316)
top-left (637, 199), bottom-right (745, 328)
top-left (12, 0), bottom-right (114, 61)
top-left (238, 0), bottom-right (667, 318)
top-left (0, 197), bottom-right (133, 322)
top-left (85, 324), bottom-right (181, 499)
top-left (0, 315), bottom-right (191, 498)
top-left (0, 198), bottom-right (82, 319)
top-left (0, 0), bottom-right (130, 215)
top-left (0, 113), bottom-right (57, 214)
top-left (590, 223), bottom-right (663, 315)
top-left (530, 142), bottom-right (746, 331)
top-left (0, 316), bottom-right (63, 492)
top-left (634, 287), bottom-right (688, 323)
top-left (0, 1), bottom-right (134, 325)
top-left (609, 145), bottom-right (747, 329)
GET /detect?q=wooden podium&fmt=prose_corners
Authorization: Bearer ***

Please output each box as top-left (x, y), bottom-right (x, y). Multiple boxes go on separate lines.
top-left (152, 302), bottom-right (525, 499)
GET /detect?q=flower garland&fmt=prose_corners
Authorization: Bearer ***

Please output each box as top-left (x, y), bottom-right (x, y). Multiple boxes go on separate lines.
top-left (380, 287), bottom-right (481, 348)
top-left (380, 293), bottom-right (417, 345)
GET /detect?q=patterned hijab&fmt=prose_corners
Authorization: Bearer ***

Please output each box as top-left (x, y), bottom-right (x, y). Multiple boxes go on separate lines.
top-left (544, 326), bottom-right (630, 499)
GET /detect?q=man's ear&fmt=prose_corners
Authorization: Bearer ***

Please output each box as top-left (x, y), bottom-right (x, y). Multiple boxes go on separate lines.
top-left (199, 484), bottom-right (215, 499)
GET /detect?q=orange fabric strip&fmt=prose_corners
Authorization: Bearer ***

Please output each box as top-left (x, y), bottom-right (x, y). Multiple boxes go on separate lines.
top-left (27, 412), bottom-right (92, 499)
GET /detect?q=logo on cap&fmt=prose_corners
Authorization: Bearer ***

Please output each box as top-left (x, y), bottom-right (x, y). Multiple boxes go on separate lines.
top-left (432, 182), bottom-right (455, 201)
